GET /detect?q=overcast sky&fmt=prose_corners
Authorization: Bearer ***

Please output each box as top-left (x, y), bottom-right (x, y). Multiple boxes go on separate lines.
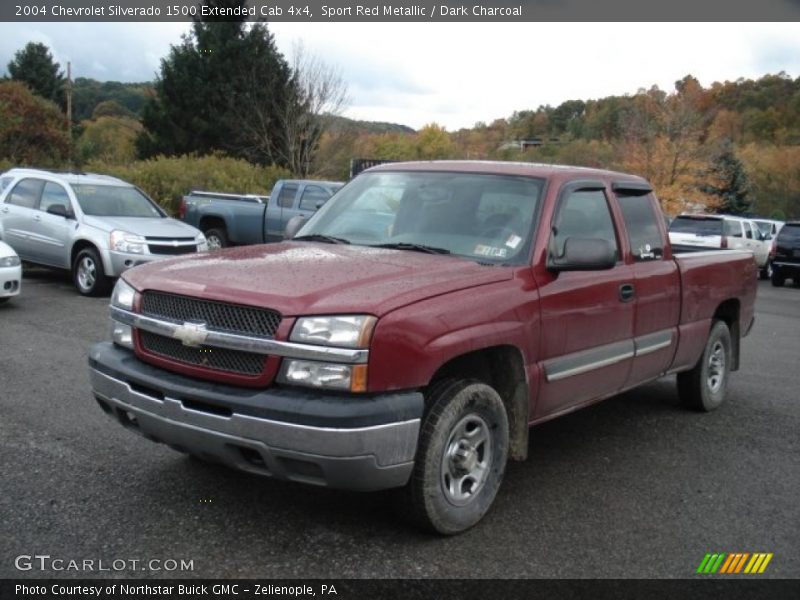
top-left (1, 22), bottom-right (799, 130)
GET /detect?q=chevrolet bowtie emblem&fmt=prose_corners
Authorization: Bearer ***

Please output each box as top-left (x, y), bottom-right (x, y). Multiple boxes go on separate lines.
top-left (173, 321), bottom-right (209, 347)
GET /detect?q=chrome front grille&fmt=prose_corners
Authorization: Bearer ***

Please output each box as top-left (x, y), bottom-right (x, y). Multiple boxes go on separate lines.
top-left (141, 292), bottom-right (281, 338)
top-left (139, 331), bottom-right (265, 376)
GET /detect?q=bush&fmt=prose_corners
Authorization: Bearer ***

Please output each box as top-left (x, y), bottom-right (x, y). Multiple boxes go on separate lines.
top-left (85, 154), bottom-right (292, 214)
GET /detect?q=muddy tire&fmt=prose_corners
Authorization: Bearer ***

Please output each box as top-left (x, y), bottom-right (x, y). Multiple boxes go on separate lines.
top-left (403, 379), bottom-right (509, 535)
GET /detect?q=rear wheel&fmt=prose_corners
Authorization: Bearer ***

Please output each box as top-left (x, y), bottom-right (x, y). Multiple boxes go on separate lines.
top-left (771, 266), bottom-right (785, 287)
top-left (72, 247), bottom-right (111, 296)
top-left (402, 379), bottom-right (509, 535)
top-left (204, 227), bottom-right (228, 250)
top-left (677, 320), bottom-right (732, 412)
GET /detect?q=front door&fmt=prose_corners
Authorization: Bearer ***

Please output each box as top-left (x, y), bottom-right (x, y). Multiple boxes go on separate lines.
top-left (535, 183), bottom-right (635, 420)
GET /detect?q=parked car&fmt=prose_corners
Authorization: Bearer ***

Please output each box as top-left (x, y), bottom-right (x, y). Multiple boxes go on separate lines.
top-left (669, 214), bottom-right (767, 275)
top-left (89, 161), bottom-right (757, 534)
top-left (752, 218), bottom-right (785, 279)
top-left (770, 221), bottom-right (800, 287)
top-left (0, 240), bottom-right (21, 304)
top-left (181, 179), bottom-right (344, 249)
top-left (0, 168), bottom-right (208, 296)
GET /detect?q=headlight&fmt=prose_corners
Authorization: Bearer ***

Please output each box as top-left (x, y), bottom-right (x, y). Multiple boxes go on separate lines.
top-left (278, 360), bottom-right (368, 392)
top-left (110, 230), bottom-right (147, 254)
top-left (196, 233), bottom-right (209, 252)
top-left (110, 279), bottom-right (136, 349)
top-left (290, 315), bottom-right (376, 348)
top-left (111, 278), bottom-right (136, 310)
top-left (0, 255), bottom-right (20, 267)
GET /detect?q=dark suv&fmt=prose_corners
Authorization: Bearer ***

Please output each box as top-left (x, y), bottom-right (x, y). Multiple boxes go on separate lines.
top-left (771, 221), bottom-right (800, 287)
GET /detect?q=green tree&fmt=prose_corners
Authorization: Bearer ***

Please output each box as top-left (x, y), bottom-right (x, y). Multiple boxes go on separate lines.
top-left (138, 0), bottom-right (291, 165)
top-left (705, 141), bottom-right (751, 215)
top-left (76, 116), bottom-right (142, 165)
top-left (0, 81), bottom-right (69, 166)
top-left (7, 42), bottom-right (65, 106)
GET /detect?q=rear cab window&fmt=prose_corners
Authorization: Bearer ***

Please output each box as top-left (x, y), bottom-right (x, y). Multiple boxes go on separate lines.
top-left (616, 190), bottom-right (665, 261)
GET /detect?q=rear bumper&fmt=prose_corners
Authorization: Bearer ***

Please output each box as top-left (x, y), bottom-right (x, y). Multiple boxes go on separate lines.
top-left (88, 343), bottom-right (422, 491)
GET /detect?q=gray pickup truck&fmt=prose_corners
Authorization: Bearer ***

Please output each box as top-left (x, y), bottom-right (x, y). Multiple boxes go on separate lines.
top-left (0, 168), bottom-right (207, 296)
top-left (180, 179), bottom-right (344, 249)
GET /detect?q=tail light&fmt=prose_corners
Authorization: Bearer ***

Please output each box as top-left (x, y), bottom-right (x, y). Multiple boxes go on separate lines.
top-left (720, 235), bottom-right (728, 249)
top-left (769, 239), bottom-right (777, 259)
top-left (178, 197), bottom-right (187, 220)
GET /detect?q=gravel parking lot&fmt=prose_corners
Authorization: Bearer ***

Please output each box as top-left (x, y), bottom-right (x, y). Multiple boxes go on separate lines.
top-left (1, 268), bottom-right (798, 579)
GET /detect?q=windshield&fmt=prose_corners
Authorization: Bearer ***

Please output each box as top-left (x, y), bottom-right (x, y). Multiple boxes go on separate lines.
top-left (777, 224), bottom-right (800, 243)
top-left (296, 171), bottom-right (543, 264)
top-left (670, 216), bottom-right (722, 235)
top-left (71, 184), bottom-right (164, 218)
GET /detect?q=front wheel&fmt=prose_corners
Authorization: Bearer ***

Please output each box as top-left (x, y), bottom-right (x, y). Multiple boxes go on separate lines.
top-left (72, 248), bottom-right (111, 296)
top-left (403, 380), bottom-right (509, 535)
top-left (677, 320), bottom-right (732, 412)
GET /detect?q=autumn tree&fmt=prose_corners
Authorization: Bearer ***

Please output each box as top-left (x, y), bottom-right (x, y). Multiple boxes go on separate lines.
top-left (6, 42), bottom-right (65, 107)
top-left (0, 81), bottom-right (69, 166)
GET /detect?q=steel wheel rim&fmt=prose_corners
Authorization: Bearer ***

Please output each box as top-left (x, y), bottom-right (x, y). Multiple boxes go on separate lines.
top-left (77, 256), bottom-right (96, 291)
top-left (206, 235), bottom-right (222, 250)
top-left (707, 340), bottom-right (726, 393)
top-left (440, 413), bottom-right (493, 506)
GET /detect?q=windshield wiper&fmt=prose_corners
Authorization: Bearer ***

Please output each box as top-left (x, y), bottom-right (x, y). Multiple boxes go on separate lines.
top-left (372, 242), bottom-right (451, 255)
top-left (293, 234), bottom-right (351, 244)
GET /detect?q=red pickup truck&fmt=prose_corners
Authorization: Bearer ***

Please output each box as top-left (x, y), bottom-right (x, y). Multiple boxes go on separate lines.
top-left (89, 161), bottom-right (757, 534)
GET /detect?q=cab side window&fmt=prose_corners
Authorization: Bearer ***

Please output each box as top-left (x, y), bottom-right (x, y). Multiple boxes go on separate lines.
top-left (617, 192), bottom-right (664, 261)
top-left (5, 178), bottom-right (44, 209)
top-left (552, 189), bottom-right (619, 260)
top-left (298, 185), bottom-right (329, 211)
top-left (39, 182), bottom-right (71, 213)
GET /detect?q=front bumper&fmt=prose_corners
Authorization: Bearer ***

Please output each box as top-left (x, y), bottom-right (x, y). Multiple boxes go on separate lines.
top-left (107, 250), bottom-right (170, 277)
top-left (0, 264), bottom-right (22, 298)
top-left (88, 343), bottom-right (423, 491)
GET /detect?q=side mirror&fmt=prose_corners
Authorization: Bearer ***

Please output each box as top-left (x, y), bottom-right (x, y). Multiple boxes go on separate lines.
top-left (548, 237), bottom-right (617, 272)
top-left (46, 204), bottom-right (69, 218)
top-left (315, 200), bottom-right (326, 210)
top-left (284, 215), bottom-right (309, 240)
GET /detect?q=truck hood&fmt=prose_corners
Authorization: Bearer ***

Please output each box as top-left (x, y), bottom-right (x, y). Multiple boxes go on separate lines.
top-left (82, 216), bottom-right (199, 238)
top-left (123, 242), bottom-right (514, 317)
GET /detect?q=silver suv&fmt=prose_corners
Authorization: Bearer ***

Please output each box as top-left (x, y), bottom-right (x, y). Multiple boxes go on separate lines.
top-left (0, 169), bottom-right (207, 296)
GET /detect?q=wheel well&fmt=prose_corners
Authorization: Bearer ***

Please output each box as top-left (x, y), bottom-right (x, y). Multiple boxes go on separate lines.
top-left (713, 299), bottom-right (740, 371)
top-left (70, 240), bottom-right (99, 269)
top-left (429, 345), bottom-right (529, 461)
top-left (199, 216), bottom-right (226, 233)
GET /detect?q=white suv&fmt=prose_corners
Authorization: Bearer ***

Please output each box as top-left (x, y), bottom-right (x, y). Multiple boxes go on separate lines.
top-left (668, 214), bottom-right (767, 275)
top-left (0, 168), bottom-right (208, 296)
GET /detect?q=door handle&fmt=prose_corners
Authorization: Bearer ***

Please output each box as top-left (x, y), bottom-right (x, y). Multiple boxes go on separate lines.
top-left (619, 283), bottom-right (635, 302)
top-left (33, 215), bottom-right (41, 222)
top-left (1, 207), bottom-right (8, 213)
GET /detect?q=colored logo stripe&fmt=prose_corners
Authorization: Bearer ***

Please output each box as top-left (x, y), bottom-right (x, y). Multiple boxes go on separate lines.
top-left (697, 553), bottom-right (773, 574)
